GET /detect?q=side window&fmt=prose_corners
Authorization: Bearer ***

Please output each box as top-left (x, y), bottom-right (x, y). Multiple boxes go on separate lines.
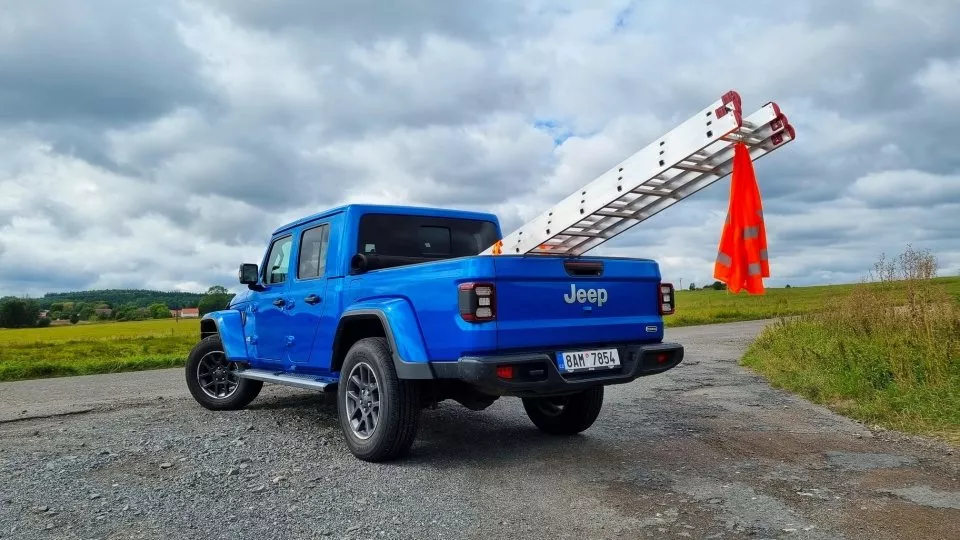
top-left (297, 224), bottom-right (330, 279)
top-left (264, 236), bottom-right (292, 285)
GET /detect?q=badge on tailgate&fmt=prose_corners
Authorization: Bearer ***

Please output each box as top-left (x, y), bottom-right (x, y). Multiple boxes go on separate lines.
top-left (563, 284), bottom-right (608, 307)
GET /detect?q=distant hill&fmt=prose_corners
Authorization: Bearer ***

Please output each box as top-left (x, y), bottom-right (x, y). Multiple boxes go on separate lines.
top-left (0, 287), bottom-right (232, 328)
top-left (38, 289), bottom-right (204, 310)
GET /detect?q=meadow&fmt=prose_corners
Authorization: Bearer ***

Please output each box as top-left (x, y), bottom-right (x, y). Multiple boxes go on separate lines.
top-left (0, 318), bottom-right (199, 382)
top-left (669, 276), bottom-right (960, 327)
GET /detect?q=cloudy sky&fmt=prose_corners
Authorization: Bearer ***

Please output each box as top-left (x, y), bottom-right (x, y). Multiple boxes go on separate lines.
top-left (1, 0), bottom-right (958, 297)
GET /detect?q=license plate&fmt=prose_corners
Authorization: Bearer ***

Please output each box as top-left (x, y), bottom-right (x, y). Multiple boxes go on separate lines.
top-left (556, 348), bottom-right (621, 373)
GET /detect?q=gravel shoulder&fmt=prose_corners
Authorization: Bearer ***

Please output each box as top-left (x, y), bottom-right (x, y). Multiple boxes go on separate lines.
top-left (1, 320), bottom-right (958, 539)
top-left (0, 369), bottom-right (187, 423)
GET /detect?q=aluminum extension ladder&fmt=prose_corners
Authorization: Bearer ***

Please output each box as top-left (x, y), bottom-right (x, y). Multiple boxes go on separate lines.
top-left (483, 90), bottom-right (796, 257)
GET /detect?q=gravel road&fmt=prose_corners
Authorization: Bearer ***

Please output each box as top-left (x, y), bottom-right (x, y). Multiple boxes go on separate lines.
top-left (1, 320), bottom-right (958, 540)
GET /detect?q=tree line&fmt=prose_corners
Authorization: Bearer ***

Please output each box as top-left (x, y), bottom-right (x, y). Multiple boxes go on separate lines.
top-left (0, 287), bottom-right (234, 329)
top-left (37, 289), bottom-right (205, 310)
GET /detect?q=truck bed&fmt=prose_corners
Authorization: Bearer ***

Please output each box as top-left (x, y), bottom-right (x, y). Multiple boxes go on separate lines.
top-left (340, 254), bottom-right (666, 361)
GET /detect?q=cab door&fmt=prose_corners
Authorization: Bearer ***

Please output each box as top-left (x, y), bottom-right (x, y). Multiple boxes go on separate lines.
top-left (285, 219), bottom-right (334, 366)
top-left (253, 234), bottom-right (293, 363)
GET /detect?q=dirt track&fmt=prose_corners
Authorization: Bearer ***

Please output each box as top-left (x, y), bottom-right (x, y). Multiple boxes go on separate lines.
top-left (1, 320), bottom-right (958, 539)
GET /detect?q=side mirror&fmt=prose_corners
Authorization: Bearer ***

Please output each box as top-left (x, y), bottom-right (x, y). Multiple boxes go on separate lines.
top-left (239, 263), bottom-right (259, 286)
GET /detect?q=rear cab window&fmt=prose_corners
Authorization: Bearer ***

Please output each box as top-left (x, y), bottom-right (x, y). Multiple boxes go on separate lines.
top-left (357, 214), bottom-right (499, 261)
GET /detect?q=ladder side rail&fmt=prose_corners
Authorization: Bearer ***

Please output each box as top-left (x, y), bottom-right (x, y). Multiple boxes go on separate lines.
top-left (493, 107), bottom-right (740, 255)
top-left (604, 106), bottom-right (790, 224)
top-left (516, 148), bottom-right (788, 257)
top-left (567, 119), bottom-right (795, 255)
top-left (567, 104), bottom-right (789, 246)
top-left (483, 92), bottom-right (744, 256)
top-left (534, 104), bottom-right (787, 255)
top-left (499, 108), bottom-right (742, 256)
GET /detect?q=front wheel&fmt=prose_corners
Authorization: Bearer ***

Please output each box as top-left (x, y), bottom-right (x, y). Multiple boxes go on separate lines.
top-left (522, 386), bottom-right (604, 435)
top-left (185, 335), bottom-right (262, 411)
top-left (337, 337), bottom-right (421, 462)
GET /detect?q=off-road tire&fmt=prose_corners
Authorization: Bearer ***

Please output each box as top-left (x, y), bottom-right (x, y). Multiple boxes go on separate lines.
top-left (185, 335), bottom-right (262, 411)
top-left (337, 337), bottom-right (421, 462)
top-left (521, 386), bottom-right (604, 435)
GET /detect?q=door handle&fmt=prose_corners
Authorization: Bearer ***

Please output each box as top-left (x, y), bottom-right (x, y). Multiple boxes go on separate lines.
top-left (304, 294), bottom-right (321, 305)
top-left (272, 298), bottom-right (285, 307)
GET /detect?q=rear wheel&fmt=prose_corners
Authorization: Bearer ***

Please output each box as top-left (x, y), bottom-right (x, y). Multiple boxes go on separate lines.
top-left (337, 337), bottom-right (421, 462)
top-left (185, 335), bottom-right (262, 411)
top-left (521, 386), bottom-right (604, 435)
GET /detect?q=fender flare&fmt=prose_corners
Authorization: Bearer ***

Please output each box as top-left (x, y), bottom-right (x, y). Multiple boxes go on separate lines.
top-left (200, 310), bottom-right (252, 362)
top-left (336, 299), bottom-right (435, 379)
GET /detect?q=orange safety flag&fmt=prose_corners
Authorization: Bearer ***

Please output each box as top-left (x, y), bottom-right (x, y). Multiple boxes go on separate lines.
top-left (713, 142), bottom-right (769, 294)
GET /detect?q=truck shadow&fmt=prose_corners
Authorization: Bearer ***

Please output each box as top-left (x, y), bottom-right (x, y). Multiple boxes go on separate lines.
top-left (247, 390), bottom-right (598, 466)
top-left (409, 404), bottom-right (599, 467)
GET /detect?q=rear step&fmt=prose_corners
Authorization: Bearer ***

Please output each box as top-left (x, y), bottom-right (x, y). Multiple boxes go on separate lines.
top-left (237, 369), bottom-right (337, 392)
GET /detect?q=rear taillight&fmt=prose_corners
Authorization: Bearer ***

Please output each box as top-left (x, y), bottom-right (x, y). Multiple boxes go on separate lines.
top-left (458, 282), bottom-right (496, 322)
top-left (659, 282), bottom-right (675, 315)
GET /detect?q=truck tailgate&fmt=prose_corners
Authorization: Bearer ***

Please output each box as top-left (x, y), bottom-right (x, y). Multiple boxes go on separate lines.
top-left (491, 256), bottom-right (665, 351)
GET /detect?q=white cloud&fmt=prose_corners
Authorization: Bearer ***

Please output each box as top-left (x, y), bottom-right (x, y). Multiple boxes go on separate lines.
top-left (914, 58), bottom-right (960, 106)
top-left (847, 170), bottom-right (960, 208)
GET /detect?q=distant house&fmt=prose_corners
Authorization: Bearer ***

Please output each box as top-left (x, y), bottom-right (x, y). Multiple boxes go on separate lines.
top-left (39, 310), bottom-right (49, 319)
top-left (179, 307), bottom-right (200, 318)
top-left (95, 308), bottom-right (113, 317)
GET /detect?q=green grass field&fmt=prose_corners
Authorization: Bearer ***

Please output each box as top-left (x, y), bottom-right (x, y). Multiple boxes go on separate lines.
top-left (0, 319), bottom-right (199, 382)
top-left (668, 276), bottom-right (960, 327)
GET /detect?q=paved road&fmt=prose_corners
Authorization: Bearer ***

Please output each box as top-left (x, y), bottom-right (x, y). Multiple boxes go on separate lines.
top-left (1, 320), bottom-right (957, 539)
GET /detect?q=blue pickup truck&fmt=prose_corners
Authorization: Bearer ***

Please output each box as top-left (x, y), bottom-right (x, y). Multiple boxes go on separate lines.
top-left (185, 204), bottom-right (682, 461)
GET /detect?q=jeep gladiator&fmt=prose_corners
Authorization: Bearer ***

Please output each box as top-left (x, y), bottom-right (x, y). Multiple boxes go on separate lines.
top-left (185, 204), bottom-right (683, 461)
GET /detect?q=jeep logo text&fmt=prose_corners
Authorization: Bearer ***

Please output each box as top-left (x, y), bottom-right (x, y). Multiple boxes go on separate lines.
top-left (563, 284), bottom-right (608, 307)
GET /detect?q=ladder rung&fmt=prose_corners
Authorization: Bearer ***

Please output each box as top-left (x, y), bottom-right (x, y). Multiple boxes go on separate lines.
top-left (673, 163), bottom-right (718, 174)
top-left (723, 129), bottom-right (767, 145)
top-left (596, 210), bottom-right (642, 219)
top-left (559, 230), bottom-right (605, 238)
top-left (630, 187), bottom-right (676, 198)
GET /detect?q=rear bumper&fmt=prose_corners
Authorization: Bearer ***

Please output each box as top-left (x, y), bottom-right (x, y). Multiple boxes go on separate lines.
top-left (431, 342), bottom-right (684, 397)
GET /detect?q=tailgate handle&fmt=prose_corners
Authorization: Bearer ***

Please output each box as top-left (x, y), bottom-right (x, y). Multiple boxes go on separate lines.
top-left (564, 260), bottom-right (604, 277)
